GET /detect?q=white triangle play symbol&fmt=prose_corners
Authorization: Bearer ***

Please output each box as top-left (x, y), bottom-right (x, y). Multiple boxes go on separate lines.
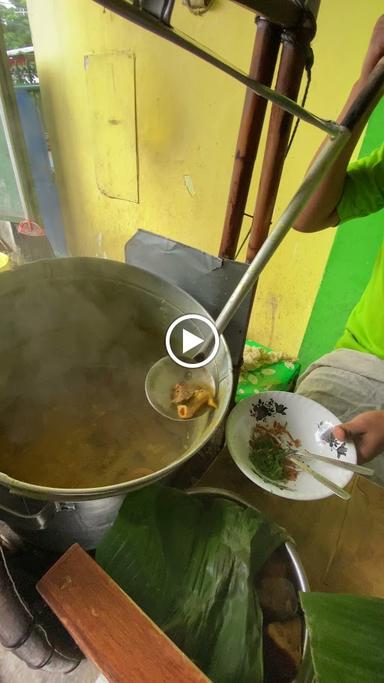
top-left (182, 328), bottom-right (204, 355)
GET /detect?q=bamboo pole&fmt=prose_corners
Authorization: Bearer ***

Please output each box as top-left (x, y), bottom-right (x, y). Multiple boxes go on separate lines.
top-left (219, 18), bottom-right (281, 259)
top-left (246, 29), bottom-right (310, 262)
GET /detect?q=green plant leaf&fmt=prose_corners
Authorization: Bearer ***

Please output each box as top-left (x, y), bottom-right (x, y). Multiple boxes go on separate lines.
top-left (300, 592), bottom-right (384, 683)
top-left (96, 485), bottom-right (289, 683)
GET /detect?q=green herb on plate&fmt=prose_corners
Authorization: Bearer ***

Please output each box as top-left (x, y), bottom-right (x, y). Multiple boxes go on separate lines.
top-left (249, 432), bottom-right (297, 482)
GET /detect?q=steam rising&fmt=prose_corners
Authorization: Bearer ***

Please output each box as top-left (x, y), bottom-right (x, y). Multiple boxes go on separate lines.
top-left (0, 259), bottom-right (203, 490)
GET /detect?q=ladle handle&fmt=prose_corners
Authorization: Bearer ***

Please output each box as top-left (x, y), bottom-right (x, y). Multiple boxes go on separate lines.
top-left (214, 59), bottom-right (384, 338)
top-left (214, 128), bottom-right (350, 337)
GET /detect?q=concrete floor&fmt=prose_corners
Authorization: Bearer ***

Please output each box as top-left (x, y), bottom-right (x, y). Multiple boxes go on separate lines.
top-left (0, 645), bottom-right (107, 682)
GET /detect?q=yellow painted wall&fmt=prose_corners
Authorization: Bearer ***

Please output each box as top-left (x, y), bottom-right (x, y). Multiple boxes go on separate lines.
top-left (27, 0), bottom-right (383, 355)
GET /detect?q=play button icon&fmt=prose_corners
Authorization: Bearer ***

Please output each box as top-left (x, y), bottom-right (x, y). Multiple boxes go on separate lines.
top-left (182, 329), bottom-right (204, 355)
top-left (165, 314), bottom-right (220, 368)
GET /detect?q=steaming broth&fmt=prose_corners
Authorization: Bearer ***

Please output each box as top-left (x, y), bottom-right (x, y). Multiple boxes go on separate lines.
top-left (0, 367), bottom-right (194, 489)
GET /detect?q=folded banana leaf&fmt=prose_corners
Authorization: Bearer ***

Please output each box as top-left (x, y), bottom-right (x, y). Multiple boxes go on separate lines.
top-left (300, 592), bottom-right (384, 683)
top-left (96, 485), bottom-right (289, 683)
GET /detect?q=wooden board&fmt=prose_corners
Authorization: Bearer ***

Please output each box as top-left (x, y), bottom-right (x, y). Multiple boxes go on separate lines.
top-left (37, 544), bottom-right (210, 683)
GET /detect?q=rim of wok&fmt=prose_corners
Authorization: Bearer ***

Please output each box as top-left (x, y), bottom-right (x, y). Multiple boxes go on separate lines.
top-left (0, 257), bottom-right (233, 501)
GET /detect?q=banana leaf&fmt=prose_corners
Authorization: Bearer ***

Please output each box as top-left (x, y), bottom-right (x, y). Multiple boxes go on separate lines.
top-left (300, 592), bottom-right (384, 683)
top-left (96, 485), bottom-right (289, 683)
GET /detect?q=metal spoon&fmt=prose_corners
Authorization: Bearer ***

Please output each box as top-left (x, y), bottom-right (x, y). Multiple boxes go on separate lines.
top-left (288, 454), bottom-right (351, 501)
top-left (290, 448), bottom-right (373, 477)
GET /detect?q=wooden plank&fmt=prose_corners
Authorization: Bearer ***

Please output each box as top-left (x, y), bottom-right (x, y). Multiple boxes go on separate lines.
top-left (323, 475), bottom-right (384, 596)
top-left (37, 544), bottom-right (210, 683)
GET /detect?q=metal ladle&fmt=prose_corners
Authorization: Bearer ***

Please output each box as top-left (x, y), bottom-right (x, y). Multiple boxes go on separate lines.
top-left (145, 128), bottom-right (351, 421)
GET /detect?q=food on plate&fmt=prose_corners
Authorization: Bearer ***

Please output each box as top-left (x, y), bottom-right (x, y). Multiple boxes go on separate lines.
top-left (171, 382), bottom-right (217, 419)
top-left (249, 428), bottom-right (298, 482)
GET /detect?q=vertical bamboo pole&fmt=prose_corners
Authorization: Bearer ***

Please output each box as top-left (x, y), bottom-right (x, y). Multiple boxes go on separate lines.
top-left (246, 27), bottom-right (313, 262)
top-left (219, 17), bottom-right (281, 259)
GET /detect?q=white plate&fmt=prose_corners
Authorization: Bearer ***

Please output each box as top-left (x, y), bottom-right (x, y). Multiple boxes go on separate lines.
top-left (226, 391), bottom-right (357, 501)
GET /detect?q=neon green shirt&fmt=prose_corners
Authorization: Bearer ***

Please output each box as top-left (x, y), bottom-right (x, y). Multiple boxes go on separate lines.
top-left (335, 144), bottom-right (384, 359)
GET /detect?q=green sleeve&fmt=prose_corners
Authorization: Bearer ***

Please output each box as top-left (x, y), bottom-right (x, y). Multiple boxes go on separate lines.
top-left (337, 143), bottom-right (384, 224)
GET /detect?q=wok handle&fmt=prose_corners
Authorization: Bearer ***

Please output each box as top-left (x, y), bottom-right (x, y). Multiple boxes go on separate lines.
top-left (0, 499), bottom-right (60, 530)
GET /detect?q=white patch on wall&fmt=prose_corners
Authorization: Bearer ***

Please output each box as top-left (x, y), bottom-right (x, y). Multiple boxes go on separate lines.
top-left (85, 51), bottom-right (139, 203)
top-left (184, 174), bottom-right (196, 196)
top-left (96, 231), bottom-right (108, 258)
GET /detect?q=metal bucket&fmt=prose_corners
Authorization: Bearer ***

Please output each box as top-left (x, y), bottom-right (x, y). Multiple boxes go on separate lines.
top-left (189, 487), bottom-right (313, 683)
top-left (0, 257), bottom-right (233, 549)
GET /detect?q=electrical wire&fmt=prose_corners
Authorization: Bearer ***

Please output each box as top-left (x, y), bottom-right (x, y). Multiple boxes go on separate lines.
top-left (285, 54), bottom-right (313, 157)
top-left (235, 213), bottom-right (254, 259)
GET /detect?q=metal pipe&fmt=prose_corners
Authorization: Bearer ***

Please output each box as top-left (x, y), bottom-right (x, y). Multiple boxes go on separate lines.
top-left (214, 128), bottom-right (351, 334)
top-left (230, 0), bottom-right (301, 25)
top-left (93, 0), bottom-right (342, 136)
top-left (219, 17), bottom-right (281, 259)
top-left (230, 0), bottom-right (319, 28)
top-left (246, 30), bottom-right (308, 262)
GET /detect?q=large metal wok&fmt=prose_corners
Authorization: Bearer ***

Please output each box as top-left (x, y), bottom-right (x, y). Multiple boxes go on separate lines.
top-left (0, 257), bottom-right (232, 549)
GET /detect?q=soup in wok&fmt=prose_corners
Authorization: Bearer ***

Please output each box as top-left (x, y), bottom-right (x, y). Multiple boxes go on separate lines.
top-left (0, 258), bottom-right (232, 495)
top-left (0, 366), bottom-right (198, 489)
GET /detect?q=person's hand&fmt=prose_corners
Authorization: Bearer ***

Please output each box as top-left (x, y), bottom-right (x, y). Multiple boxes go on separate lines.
top-left (333, 410), bottom-right (384, 463)
top-left (361, 15), bottom-right (384, 80)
